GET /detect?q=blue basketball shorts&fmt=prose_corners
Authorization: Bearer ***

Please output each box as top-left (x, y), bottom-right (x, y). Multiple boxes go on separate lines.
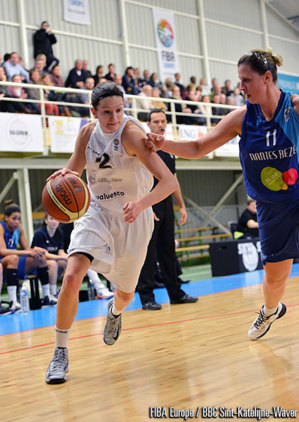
top-left (257, 198), bottom-right (299, 263)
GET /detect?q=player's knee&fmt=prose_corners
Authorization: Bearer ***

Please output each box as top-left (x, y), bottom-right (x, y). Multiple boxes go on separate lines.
top-left (62, 272), bottom-right (82, 294)
top-left (6, 254), bottom-right (19, 267)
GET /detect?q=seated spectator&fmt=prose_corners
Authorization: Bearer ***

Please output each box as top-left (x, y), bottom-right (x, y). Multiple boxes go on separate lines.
top-left (65, 59), bottom-right (87, 89)
top-left (238, 199), bottom-right (259, 239)
top-left (30, 54), bottom-right (49, 78)
top-left (3, 51), bottom-right (29, 82)
top-left (225, 95), bottom-right (235, 114)
top-left (211, 93), bottom-right (226, 125)
top-left (161, 77), bottom-right (174, 99)
top-left (199, 77), bottom-right (211, 97)
top-left (8, 74), bottom-right (39, 114)
top-left (151, 87), bottom-right (167, 111)
top-left (0, 203), bottom-right (53, 312)
top-left (50, 64), bottom-right (64, 87)
top-left (73, 76), bottom-right (95, 117)
top-left (93, 64), bottom-right (104, 87)
top-left (168, 85), bottom-right (190, 124)
top-left (149, 72), bottom-right (163, 91)
top-left (137, 84), bottom-right (153, 121)
top-left (233, 87), bottom-right (244, 106)
top-left (122, 66), bottom-right (140, 95)
top-left (0, 65), bottom-right (14, 112)
top-left (138, 69), bottom-right (151, 89)
top-left (113, 74), bottom-right (130, 110)
top-left (221, 79), bottom-right (233, 97)
top-left (31, 213), bottom-right (67, 299)
top-left (190, 75), bottom-right (197, 86)
top-left (2, 53), bottom-right (11, 66)
top-left (184, 85), bottom-right (206, 125)
top-left (33, 21), bottom-right (59, 71)
top-left (174, 72), bottom-right (185, 97)
top-left (104, 63), bottom-right (116, 81)
top-left (40, 74), bottom-right (59, 116)
top-left (82, 59), bottom-right (92, 78)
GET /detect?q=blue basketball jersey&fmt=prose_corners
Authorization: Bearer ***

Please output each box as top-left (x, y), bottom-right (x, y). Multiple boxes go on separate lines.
top-left (239, 91), bottom-right (299, 203)
top-left (0, 220), bottom-right (20, 250)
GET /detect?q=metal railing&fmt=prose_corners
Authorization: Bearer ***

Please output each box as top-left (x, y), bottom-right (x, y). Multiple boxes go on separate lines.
top-left (0, 80), bottom-right (240, 147)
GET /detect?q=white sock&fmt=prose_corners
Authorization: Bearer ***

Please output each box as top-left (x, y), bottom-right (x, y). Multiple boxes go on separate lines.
top-left (50, 284), bottom-right (57, 295)
top-left (7, 286), bottom-right (17, 303)
top-left (86, 269), bottom-right (104, 285)
top-left (42, 283), bottom-right (50, 298)
top-left (55, 327), bottom-right (70, 348)
top-left (264, 304), bottom-right (278, 316)
top-left (112, 302), bottom-right (122, 316)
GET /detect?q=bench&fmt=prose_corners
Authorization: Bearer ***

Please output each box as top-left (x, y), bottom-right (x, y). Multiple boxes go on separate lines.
top-left (175, 244), bottom-right (210, 261)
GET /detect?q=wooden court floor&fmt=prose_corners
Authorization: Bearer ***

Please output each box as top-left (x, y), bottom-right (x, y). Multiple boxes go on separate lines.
top-left (1, 275), bottom-right (299, 422)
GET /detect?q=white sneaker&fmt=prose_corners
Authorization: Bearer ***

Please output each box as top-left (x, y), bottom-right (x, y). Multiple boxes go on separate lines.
top-left (9, 301), bottom-right (21, 312)
top-left (248, 302), bottom-right (286, 340)
top-left (96, 287), bottom-right (114, 300)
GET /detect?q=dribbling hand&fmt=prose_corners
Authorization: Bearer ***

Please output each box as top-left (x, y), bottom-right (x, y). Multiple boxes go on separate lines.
top-left (46, 168), bottom-right (80, 182)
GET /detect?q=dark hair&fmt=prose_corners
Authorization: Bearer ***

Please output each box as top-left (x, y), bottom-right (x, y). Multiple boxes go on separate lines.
top-left (4, 204), bottom-right (21, 216)
top-left (247, 198), bottom-right (256, 205)
top-left (91, 81), bottom-right (124, 109)
top-left (238, 48), bottom-right (283, 83)
top-left (147, 109), bottom-right (166, 122)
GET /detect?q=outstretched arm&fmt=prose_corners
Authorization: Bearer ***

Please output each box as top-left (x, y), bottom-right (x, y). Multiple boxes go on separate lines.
top-left (147, 107), bottom-right (246, 159)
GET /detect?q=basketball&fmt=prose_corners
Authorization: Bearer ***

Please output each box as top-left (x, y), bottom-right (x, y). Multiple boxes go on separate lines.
top-left (42, 174), bottom-right (90, 223)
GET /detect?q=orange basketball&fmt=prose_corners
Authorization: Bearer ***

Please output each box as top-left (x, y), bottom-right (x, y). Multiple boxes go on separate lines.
top-left (42, 174), bottom-right (90, 223)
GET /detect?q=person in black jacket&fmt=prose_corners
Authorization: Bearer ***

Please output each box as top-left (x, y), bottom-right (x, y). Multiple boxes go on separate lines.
top-left (136, 109), bottom-right (198, 310)
top-left (33, 21), bottom-right (59, 71)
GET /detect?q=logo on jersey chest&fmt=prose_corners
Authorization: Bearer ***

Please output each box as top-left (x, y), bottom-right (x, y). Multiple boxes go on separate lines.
top-left (113, 138), bottom-right (119, 151)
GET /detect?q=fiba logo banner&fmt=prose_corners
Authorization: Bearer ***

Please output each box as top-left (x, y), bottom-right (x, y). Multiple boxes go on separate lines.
top-left (157, 20), bottom-right (174, 48)
top-left (237, 241), bottom-right (261, 272)
top-left (153, 9), bottom-right (180, 82)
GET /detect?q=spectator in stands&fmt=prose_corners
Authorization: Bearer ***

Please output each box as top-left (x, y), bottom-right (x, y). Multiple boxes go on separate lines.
top-left (190, 75), bottom-right (197, 86)
top-left (93, 64), bottom-right (104, 87)
top-left (8, 74), bottom-right (39, 114)
top-left (168, 85), bottom-right (190, 124)
top-left (3, 51), bottom-right (29, 82)
top-left (150, 72), bottom-right (163, 91)
top-left (31, 213), bottom-right (67, 299)
top-left (104, 63), bottom-right (116, 81)
top-left (113, 74), bottom-right (126, 96)
top-left (74, 76), bottom-right (95, 117)
top-left (184, 85), bottom-right (206, 125)
top-left (2, 53), bottom-right (11, 66)
top-left (33, 21), bottom-right (59, 71)
top-left (199, 77), bottom-right (211, 97)
top-left (136, 109), bottom-right (198, 310)
top-left (40, 73), bottom-right (59, 115)
top-left (50, 64), bottom-right (64, 87)
top-left (225, 96), bottom-right (235, 114)
top-left (137, 84), bottom-right (153, 121)
top-left (31, 55), bottom-right (49, 78)
top-left (174, 72), bottom-right (185, 97)
top-left (82, 60), bottom-right (92, 78)
top-left (65, 59), bottom-right (87, 89)
top-left (161, 77), bottom-right (174, 99)
top-left (238, 199), bottom-right (259, 239)
top-left (221, 79), bottom-right (233, 97)
top-left (122, 66), bottom-right (140, 95)
top-left (211, 93), bottom-right (226, 125)
top-left (151, 87), bottom-right (167, 112)
top-left (138, 69), bottom-right (151, 89)
top-left (233, 87), bottom-right (244, 106)
top-left (0, 203), bottom-right (53, 312)
top-left (0, 66), bottom-right (14, 112)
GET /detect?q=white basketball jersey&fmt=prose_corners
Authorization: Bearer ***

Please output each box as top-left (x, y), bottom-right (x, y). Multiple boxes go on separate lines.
top-left (85, 115), bottom-right (153, 216)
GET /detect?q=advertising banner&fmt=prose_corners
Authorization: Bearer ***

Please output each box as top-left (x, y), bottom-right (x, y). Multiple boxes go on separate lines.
top-left (152, 8), bottom-right (180, 82)
top-left (64, 0), bottom-right (91, 25)
top-left (278, 73), bottom-right (299, 94)
top-left (214, 136), bottom-right (240, 157)
top-left (49, 116), bottom-right (88, 153)
top-left (0, 113), bottom-right (43, 152)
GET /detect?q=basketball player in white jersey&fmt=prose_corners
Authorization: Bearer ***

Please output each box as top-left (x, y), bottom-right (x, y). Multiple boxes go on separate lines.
top-left (45, 82), bottom-right (178, 384)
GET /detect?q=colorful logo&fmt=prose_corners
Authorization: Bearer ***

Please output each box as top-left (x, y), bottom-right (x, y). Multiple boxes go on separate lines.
top-left (113, 138), bottom-right (119, 151)
top-left (157, 19), bottom-right (174, 48)
top-left (261, 166), bottom-right (298, 191)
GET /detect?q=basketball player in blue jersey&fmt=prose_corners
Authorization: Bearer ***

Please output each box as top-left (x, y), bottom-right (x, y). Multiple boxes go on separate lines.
top-left (0, 204), bottom-right (51, 312)
top-left (45, 82), bottom-right (178, 384)
top-left (146, 48), bottom-right (299, 341)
